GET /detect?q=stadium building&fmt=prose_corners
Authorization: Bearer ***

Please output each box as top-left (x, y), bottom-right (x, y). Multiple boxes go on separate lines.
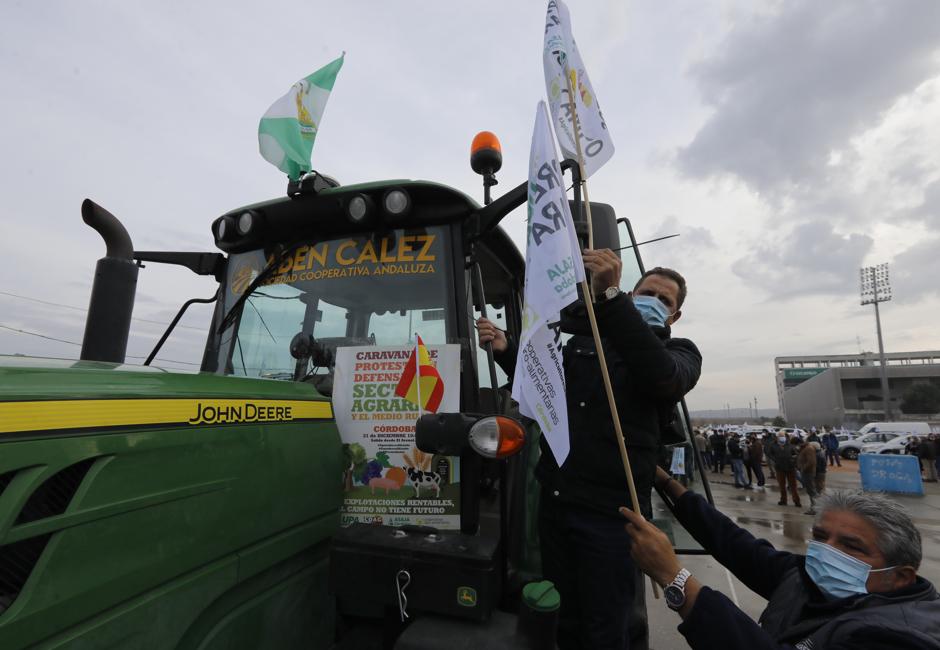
top-left (775, 350), bottom-right (940, 428)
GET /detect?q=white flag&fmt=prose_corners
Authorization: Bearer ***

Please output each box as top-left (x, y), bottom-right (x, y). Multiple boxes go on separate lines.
top-left (543, 0), bottom-right (614, 178)
top-left (511, 101), bottom-right (586, 466)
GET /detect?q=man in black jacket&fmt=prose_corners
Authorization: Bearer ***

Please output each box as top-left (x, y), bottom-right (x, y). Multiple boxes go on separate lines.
top-left (620, 467), bottom-right (940, 649)
top-left (478, 255), bottom-right (702, 650)
top-left (710, 430), bottom-right (727, 474)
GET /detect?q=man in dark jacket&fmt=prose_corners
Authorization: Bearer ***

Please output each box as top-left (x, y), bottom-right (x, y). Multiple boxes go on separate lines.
top-left (918, 434), bottom-right (937, 482)
top-left (746, 434), bottom-right (765, 487)
top-left (728, 436), bottom-right (747, 488)
top-left (822, 429), bottom-right (841, 467)
top-left (620, 467), bottom-right (940, 649)
top-left (478, 258), bottom-right (702, 650)
top-left (770, 435), bottom-right (801, 507)
top-left (710, 430), bottom-right (727, 474)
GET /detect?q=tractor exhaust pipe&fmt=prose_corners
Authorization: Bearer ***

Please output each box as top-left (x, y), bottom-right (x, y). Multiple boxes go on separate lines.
top-left (79, 199), bottom-right (138, 363)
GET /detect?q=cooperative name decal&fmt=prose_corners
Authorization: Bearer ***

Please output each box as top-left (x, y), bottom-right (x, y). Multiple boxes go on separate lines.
top-left (231, 234), bottom-right (440, 294)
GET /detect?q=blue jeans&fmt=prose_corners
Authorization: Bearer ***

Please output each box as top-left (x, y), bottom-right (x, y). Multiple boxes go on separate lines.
top-left (731, 458), bottom-right (747, 486)
top-left (539, 490), bottom-right (646, 650)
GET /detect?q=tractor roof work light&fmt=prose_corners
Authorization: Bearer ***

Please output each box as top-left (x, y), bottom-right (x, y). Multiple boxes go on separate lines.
top-left (236, 211), bottom-right (258, 236)
top-left (383, 188), bottom-right (411, 217)
top-left (346, 193), bottom-right (375, 225)
top-left (215, 216), bottom-right (235, 242)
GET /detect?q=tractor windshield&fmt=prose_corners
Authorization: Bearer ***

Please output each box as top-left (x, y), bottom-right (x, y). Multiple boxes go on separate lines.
top-left (213, 226), bottom-right (453, 392)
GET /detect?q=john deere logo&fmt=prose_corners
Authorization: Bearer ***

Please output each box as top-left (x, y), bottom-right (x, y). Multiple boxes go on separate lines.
top-left (457, 586), bottom-right (477, 607)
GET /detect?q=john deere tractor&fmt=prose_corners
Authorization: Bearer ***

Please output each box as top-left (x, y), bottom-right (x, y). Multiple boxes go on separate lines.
top-left (0, 139), bottom-right (704, 649)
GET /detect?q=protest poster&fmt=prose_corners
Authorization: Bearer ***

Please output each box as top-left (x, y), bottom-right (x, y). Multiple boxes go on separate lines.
top-left (669, 446), bottom-right (686, 476)
top-left (332, 342), bottom-right (461, 529)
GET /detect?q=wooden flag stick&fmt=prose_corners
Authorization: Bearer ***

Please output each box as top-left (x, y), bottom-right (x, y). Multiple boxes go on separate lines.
top-left (564, 69), bottom-right (661, 600)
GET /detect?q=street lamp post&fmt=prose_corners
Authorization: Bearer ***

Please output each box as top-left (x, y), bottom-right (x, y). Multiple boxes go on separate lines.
top-left (860, 263), bottom-right (892, 420)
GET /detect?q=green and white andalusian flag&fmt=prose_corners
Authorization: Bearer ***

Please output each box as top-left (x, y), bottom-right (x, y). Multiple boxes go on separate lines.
top-left (258, 53), bottom-right (344, 180)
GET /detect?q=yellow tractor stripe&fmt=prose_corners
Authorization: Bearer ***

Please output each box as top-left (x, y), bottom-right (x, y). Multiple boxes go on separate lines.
top-left (0, 398), bottom-right (333, 434)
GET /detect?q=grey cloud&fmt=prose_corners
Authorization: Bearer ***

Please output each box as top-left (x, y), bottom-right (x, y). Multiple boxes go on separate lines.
top-left (910, 178), bottom-right (940, 227)
top-left (890, 235), bottom-right (940, 302)
top-left (651, 215), bottom-right (715, 247)
top-left (731, 221), bottom-right (872, 298)
top-left (678, 1), bottom-right (940, 196)
top-left (644, 215), bottom-right (715, 265)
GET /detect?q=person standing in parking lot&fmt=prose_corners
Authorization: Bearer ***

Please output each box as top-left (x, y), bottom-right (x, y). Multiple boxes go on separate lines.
top-left (796, 439), bottom-right (818, 515)
top-left (694, 429), bottom-right (711, 475)
top-left (728, 435), bottom-right (747, 488)
top-left (907, 437), bottom-right (924, 476)
top-left (746, 435), bottom-right (765, 487)
top-left (710, 430), bottom-right (727, 474)
top-left (823, 429), bottom-right (841, 467)
top-left (762, 431), bottom-right (776, 480)
top-left (813, 442), bottom-right (827, 494)
top-left (770, 434), bottom-right (801, 508)
top-left (919, 434), bottom-right (937, 482)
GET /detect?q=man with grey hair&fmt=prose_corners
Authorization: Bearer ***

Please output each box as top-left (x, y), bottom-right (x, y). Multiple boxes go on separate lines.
top-left (619, 466), bottom-right (940, 649)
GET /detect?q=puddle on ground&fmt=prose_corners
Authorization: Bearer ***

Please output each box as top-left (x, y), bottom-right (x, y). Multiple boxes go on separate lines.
top-left (735, 515), bottom-right (810, 542)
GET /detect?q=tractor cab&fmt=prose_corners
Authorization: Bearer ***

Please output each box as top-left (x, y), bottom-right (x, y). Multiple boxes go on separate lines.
top-left (0, 140), bottom-right (711, 649)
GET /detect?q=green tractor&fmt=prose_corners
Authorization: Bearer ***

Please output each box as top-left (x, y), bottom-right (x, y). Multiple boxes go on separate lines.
top-left (0, 141), bottom-right (706, 649)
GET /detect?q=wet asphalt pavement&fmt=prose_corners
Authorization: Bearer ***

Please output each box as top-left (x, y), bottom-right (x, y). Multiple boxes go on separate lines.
top-left (645, 460), bottom-right (940, 649)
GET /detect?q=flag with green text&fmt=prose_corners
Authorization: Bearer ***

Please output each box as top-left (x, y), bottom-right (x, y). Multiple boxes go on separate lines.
top-left (258, 53), bottom-right (344, 180)
top-left (511, 101), bottom-right (586, 466)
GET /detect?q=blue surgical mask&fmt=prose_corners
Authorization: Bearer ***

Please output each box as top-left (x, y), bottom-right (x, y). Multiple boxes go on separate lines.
top-left (633, 295), bottom-right (672, 327)
top-left (805, 540), bottom-right (895, 599)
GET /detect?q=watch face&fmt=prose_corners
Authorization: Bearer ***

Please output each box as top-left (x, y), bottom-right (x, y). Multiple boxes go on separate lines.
top-left (604, 287), bottom-right (619, 300)
top-left (664, 585), bottom-right (685, 609)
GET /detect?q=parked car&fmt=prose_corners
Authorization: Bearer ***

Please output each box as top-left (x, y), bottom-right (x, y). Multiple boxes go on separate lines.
top-left (840, 431), bottom-right (900, 460)
top-left (863, 433), bottom-right (932, 455)
top-left (777, 427), bottom-right (808, 440)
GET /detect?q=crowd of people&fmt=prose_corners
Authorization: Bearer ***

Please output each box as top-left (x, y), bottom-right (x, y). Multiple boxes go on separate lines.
top-left (906, 433), bottom-right (940, 483)
top-left (690, 426), bottom-right (939, 515)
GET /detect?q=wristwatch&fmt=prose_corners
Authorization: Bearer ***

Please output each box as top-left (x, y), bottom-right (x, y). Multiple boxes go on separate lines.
top-left (664, 568), bottom-right (691, 611)
top-left (597, 286), bottom-right (620, 302)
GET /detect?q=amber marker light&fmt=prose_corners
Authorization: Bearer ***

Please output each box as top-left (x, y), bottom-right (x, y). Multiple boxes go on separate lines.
top-left (468, 415), bottom-right (526, 459)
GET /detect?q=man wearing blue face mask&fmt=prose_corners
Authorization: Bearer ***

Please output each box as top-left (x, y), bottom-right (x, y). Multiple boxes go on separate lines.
top-left (619, 466), bottom-right (940, 649)
top-left (478, 253), bottom-right (702, 650)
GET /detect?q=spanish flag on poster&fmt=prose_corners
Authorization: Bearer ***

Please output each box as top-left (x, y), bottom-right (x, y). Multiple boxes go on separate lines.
top-left (395, 335), bottom-right (444, 413)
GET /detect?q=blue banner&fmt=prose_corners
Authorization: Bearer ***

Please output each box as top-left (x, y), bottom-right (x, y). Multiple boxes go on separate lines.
top-left (859, 454), bottom-right (924, 495)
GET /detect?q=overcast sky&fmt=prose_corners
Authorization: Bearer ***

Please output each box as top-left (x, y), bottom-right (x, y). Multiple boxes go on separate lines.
top-left (2, 0), bottom-right (939, 413)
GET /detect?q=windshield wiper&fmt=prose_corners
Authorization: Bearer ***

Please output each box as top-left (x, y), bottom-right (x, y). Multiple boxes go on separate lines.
top-left (217, 242), bottom-right (304, 334)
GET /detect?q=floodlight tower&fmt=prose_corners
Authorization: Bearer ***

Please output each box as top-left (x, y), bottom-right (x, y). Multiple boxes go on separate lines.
top-left (860, 263), bottom-right (892, 419)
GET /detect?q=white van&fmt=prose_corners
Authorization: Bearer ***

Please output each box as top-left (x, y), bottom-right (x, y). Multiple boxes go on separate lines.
top-left (856, 422), bottom-right (931, 436)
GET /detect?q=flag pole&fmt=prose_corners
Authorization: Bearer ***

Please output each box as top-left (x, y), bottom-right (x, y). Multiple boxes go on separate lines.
top-left (563, 69), bottom-right (660, 599)
top-left (415, 336), bottom-right (423, 419)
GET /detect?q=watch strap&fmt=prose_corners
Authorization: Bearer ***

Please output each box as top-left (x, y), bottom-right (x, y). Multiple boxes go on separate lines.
top-left (670, 568), bottom-right (691, 591)
top-left (665, 568), bottom-right (691, 611)
top-left (598, 286), bottom-right (620, 302)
